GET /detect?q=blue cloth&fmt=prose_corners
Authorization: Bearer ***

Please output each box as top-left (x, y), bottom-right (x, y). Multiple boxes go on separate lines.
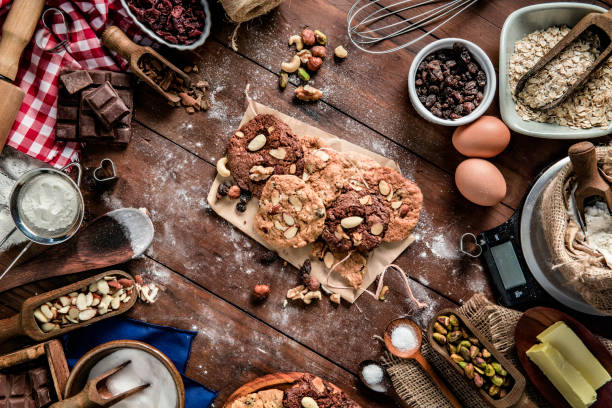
top-left (62, 317), bottom-right (217, 408)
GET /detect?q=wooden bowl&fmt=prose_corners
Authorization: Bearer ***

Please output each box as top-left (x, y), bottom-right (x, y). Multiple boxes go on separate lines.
top-left (64, 340), bottom-right (185, 408)
top-left (427, 308), bottom-right (526, 408)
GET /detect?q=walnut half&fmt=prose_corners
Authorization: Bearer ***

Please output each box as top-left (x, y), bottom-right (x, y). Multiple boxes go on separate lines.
top-left (295, 85), bottom-right (323, 102)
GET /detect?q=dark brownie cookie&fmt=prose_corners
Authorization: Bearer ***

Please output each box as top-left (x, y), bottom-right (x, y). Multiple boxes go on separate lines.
top-left (321, 189), bottom-right (390, 253)
top-left (283, 374), bottom-right (361, 408)
top-left (227, 114), bottom-right (304, 197)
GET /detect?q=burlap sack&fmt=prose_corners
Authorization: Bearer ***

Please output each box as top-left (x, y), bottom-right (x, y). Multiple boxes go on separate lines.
top-left (219, 0), bottom-right (285, 22)
top-left (540, 145), bottom-right (612, 315)
top-left (382, 294), bottom-right (612, 408)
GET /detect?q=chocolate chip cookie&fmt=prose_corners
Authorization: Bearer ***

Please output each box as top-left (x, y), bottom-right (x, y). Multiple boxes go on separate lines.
top-left (321, 189), bottom-right (390, 253)
top-left (227, 114), bottom-right (304, 197)
top-left (364, 166), bottom-right (423, 242)
top-left (254, 175), bottom-right (326, 249)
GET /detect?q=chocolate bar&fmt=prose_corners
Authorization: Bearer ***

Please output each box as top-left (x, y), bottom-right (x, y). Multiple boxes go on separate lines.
top-left (0, 367), bottom-right (56, 408)
top-left (83, 81), bottom-right (130, 128)
top-left (59, 70), bottom-right (93, 95)
top-left (56, 70), bottom-right (134, 147)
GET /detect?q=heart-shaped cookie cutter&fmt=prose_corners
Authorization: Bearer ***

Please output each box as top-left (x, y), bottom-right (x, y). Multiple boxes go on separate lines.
top-left (93, 158), bottom-right (118, 183)
top-left (459, 232), bottom-right (482, 258)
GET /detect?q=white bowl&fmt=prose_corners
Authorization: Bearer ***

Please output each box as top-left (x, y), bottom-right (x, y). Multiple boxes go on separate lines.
top-left (120, 0), bottom-right (211, 51)
top-left (499, 2), bottom-right (609, 139)
top-left (408, 38), bottom-right (496, 127)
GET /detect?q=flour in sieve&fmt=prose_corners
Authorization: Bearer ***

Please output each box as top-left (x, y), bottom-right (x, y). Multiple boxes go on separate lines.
top-left (584, 201), bottom-right (612, 267)
top-left (19, 174), bottom-right (79, 232)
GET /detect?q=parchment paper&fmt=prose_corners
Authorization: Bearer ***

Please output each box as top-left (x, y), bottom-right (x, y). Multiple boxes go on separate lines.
top-left (207, 100), bottom-right (415, 303)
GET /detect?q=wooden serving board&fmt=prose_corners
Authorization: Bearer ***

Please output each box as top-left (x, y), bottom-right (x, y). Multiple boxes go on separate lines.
top-left (223, 372), bottom-right (344, 407)
top-left (514, 307), bottom-right (612, 408)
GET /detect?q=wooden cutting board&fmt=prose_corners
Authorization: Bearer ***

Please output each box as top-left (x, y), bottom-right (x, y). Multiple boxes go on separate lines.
top-left (223, 372), bottom-right (345, 407)
top-left (514, 307), bottom-right (612, 408)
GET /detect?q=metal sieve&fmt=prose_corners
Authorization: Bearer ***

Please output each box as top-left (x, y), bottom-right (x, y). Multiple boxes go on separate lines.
top-left (0, 163), bottom-right (84, 281)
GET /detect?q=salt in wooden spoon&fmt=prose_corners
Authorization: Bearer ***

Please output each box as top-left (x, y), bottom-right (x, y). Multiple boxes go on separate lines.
top-left (384, 317), bottom-right (463, 408)
top-left (358, 359), bottom-right (410, 407)
top-left (0, 208), bottom-right (154, 293)
top-left (49, 360), bottom-right (150, 408)
top-left (514, 9), bottom-right (612, 110)
top-left (0, 270), bottom-right (137, 344)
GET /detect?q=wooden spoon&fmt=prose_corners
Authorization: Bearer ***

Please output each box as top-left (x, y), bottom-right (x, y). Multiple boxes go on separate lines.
top-left (358, 359), bottom-right (410, 407)
top-left (514, 307), bottom-right (612, 408)
top-left (0, 271), bottom-right (137, 344)
top-left (384, 317), bottom-right (463, 408)
top-left (514, 10), bottom-right (612, 110)
top-left (569, 141), bottom-right (612, 217)
top-left (49, 360), bottom-right (150, 408)
top-left (102, 25), bottom-right (190, 103)
top-left (0, 208), bottom-right (154, 293)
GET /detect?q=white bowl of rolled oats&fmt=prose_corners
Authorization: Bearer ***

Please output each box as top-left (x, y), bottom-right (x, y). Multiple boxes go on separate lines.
top-left (500, 3), bottom-right (611, 139)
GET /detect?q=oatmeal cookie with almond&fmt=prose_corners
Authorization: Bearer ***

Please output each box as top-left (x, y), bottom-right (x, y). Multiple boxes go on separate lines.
top-left (255, 175), bottom-right (325, 249)
top-left (321, 189), bottom-right (390, 253)
top-left (364, 166), bottom-right (422, 242)
top-left (227, 114), bottom-right (304, 197)
top-left (303, 147), bottom-right (355, 207)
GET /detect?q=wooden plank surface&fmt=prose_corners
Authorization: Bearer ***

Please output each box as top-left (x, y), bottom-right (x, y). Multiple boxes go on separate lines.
top-left (0, 0), bottom-right (611, 406)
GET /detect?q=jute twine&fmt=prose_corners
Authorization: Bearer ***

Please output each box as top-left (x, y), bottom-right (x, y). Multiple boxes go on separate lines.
top-left (381, 294), bottom-right (612, 408)
top-left (540, 145), bottom-right (612, 314)
top-left (219, 0), bottom-right (285, 23)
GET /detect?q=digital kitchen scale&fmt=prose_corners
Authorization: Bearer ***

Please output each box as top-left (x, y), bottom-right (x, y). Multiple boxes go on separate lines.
top-left (469, 157), bottom-right (607, 316)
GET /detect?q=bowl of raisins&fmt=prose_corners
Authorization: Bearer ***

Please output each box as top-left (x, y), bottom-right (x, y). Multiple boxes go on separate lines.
top-left (408, 38), bottom-right (496, 126)
top-left (122, 0), bottom-right (211, 50)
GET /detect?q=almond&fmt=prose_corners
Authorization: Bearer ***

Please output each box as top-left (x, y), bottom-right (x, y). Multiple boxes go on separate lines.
top-left (41, 323), bottom-right (59, 333)
top-left (247, 134), bottom-right (267, 151)
top-left (88, 281), bottom-right (98, 293)
top-left (118, 278), bottom-right (134, 288)
top-left (271, 190), bottom-right (281, 205)
top-left (98, 304), bottom-right (108, 315)
top-left (40, 304), bottom-right (54, 320)
top-left (78, 309), bottom-right (97, 322)
top-left (274, 221), bottom-right (287, 231)
top-left (284, 226), bottom-right (298, 239)
top-left (269, 147), bottom-right (287, 160)
top-left (68, 307), bottom-right (80, 320)
top-left (283, 213), bottom-right (295, 226)
top-left (341, 216), bottom-right (363, 229)
top-left (323, 252), bottom-right (335, 269)
top-left (76, 293), bottom-right (88, 311)
top-left (289, 164), bottom-right (296, 174)
top-left (34, 308), bottom-right (49, 323)
top-left (289, 195), bottom-right (303, 211)
top-left (59, 296), bottom-right (71, 307)
top-left (315, 150), bottom-right (329, 162)
top-left (235, 131), bottom-right (244, 138)
top-left (96, 279), bottom-right (110, 295)
top-left (379, 180), bottom-right (391, 196)
top-left (391, 201), bottom-right (402, 210)
top-left (85, 292), bottom-right (93, 307)
top-left (111, 296), bottom-right (121, 310)
top-left (359, 195), bottom-right (371, 205)
top-left (371, 223), bottom-right (384, 236)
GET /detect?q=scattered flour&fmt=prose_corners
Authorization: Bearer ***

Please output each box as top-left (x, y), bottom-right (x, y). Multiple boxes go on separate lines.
top-left (584, 201), bottom-right (612, 266)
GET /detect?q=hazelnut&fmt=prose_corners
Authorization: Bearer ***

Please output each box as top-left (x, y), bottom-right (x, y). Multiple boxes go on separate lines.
top-left (399, 204), bottom-right (410, 218)
top-left (228, 185), bottom-right (241, 199)
top-left (253, 284), bottom-right (271, 300)
top-left (301, 29), bottom-right (315, 46)
top-left (306, 57), bottom-right (323, 72)
top-left (311, 46), bottom-right (326, 58)
top-left (305, 276), bottom-right (320, 291)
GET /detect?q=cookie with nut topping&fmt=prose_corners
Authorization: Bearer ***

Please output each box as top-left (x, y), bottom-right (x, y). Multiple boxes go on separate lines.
top-left (254, 175), bottom-right (325, 249)
top-left (227, 114), bottom-right (304, 197)
top-left (364, 166), bottom-right (422, 242)
top-left (321, 189), bottom-right (390, 253)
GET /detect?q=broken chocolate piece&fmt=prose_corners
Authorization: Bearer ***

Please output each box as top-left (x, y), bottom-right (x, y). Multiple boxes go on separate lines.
top-left (83, 81), bottom-right (130, 129)
top-left (59, 70), bottom-right (93, 95)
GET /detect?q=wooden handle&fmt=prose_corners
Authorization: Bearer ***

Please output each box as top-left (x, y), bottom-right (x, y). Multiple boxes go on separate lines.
top-left (0, 0), bottom-right (46, 80)
top-left (569, 142), bottom-right (598, 180)
top-left (102, 26), bottom-right (143, 64)
top-left (49, 387), bottom-right (96, 408)
top-left (0, 313), bottom-right (23, 344)
top-left (414, 352), bottom-right (463, 408)
top-left (512, 393), bottom-right (538, 408)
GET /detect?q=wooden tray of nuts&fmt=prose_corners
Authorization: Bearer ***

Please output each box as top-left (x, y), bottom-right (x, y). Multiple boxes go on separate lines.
top-left (427, 308), bottom-right (527, 408)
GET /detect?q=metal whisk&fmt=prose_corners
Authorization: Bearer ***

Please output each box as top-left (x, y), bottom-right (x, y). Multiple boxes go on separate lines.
top-left (347, 0), bottom-right (480, 54)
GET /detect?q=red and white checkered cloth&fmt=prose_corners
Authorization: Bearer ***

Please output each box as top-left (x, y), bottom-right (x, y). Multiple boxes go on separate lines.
top-left (0, 0), bottom-right (152, 167)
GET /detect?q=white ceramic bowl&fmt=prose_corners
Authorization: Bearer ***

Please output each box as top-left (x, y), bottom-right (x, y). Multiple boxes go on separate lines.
top-left (120, 0), bottom-right (211, 50)
top-left (499, 2), bottom-right (609, 139)
top-left (408, 38), bottom-right (496, 127)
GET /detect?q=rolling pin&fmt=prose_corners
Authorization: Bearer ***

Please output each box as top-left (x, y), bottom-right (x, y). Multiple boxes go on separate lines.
top-left (0, 0), bottom-right (46, 150)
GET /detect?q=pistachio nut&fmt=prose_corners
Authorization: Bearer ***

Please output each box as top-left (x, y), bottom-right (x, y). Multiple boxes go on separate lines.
top-left (473, 357), bottom-right (486, 369)
top-left (469, 345), bottom-right (479, 360)
top-left (447, 343), bottom-right (457, 355)
top-left (463, 363), bottom-right (474, 380)
top-left (297, 67), bottom-right (310, 81)
top-left (449, 314), bottom-right (459, 328)
top-left (450, 353), bottom-right (464, 363)
top-left (482, 348), bottom-right (491, 359)
top-left (488, 385), bottom-right (500, 397)
top-left (492, 362), bottom-right (507, 376)
top-left (433, 322), bottom-right (448, 336)
top-left (484, 364), bottom-right (495, 377)
top-left (279, 72), bottom-right (289, 89)
top-left (460, 347), bottom-right (471, 362)
top-left (447, 331), bottom-right (462, 343)
top-left (458, 340), bottom-right (471, 350)
top-left (437, 315), bottom-right (451, 329)
top-left (461, 328), bottom-right (470, 339)
top-left (473, 373), bottom-right (484, 388)
top-left (499, 389), bottom-right (508, 399)
top-left (491, 375), bottom-right (504, 387)
top-left (468, 337), bottom-right (480, 346)
top-left (313, 30), bottom-right (327, 45)
top-left (432, 333), bottom-right (446, 345)
top-left (474, 366), bottom-right (484, 375)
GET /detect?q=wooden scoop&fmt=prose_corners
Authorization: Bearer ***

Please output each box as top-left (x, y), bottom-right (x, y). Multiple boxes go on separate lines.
top-left (0, 0), bottom-right (46, 150)
top-left (101, 25), bottom-right (190, 102)
top-left (49, 360), bottom-right (150, 408)
top-left (0, 271), bottom-right (137, 344)
top-left (568, 142), bottom-right (612, 218)
top-left (0, 208), bottom-right (154, 293)
top-left (384, 317), bottom-right (463, 408)
top-left (514, 10), bottom-right (612, 110)
top-left (357, 359), bottom-right (410, 407)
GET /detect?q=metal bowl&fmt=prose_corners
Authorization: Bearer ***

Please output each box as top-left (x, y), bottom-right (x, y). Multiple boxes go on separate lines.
top-left (120, 0), bottom-right (212, 51)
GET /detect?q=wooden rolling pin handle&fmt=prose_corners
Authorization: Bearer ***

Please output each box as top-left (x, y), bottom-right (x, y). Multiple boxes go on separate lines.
top-left (0, 0), bottom-right (46, 80)
top-left (49, 389), bottom-right (96, 408)
top-left (0, 313), bottom-right (22, 344)
top-left (569, 142), bottom-right (599, 181)
top-left (102, 26), bottom-right (142, 63)
top-left (414, 352), bottom-right (463, 408)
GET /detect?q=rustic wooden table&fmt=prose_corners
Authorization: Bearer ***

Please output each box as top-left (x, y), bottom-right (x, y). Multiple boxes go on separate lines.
top-left (1, 0), bottom-right (611, 406)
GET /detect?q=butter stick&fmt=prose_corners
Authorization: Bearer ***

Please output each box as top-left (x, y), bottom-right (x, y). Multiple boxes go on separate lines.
top-left (537, 322), bottom-right (611, 390)
top-left (527, 342), bottom-right (596, 408)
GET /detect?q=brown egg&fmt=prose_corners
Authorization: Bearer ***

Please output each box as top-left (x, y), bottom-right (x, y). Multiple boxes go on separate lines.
top-left (452, 116), bottom-right (510, 158)
top-left (455, 159), bottom-right (506, 206)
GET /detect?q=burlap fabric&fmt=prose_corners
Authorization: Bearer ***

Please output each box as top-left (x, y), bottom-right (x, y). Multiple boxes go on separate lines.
top-left (540, 145), bottom-right (612, 314)
top-left (219, 0), bottom-right (285, 22)
top-left (381, 294), bottom-right (612, 408)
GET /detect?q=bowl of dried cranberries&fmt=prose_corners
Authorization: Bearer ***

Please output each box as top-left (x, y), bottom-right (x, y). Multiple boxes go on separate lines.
top-left (122, 0), bottom-right (211, 50)
top-left (408, 38), bottom-right (496, 126)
